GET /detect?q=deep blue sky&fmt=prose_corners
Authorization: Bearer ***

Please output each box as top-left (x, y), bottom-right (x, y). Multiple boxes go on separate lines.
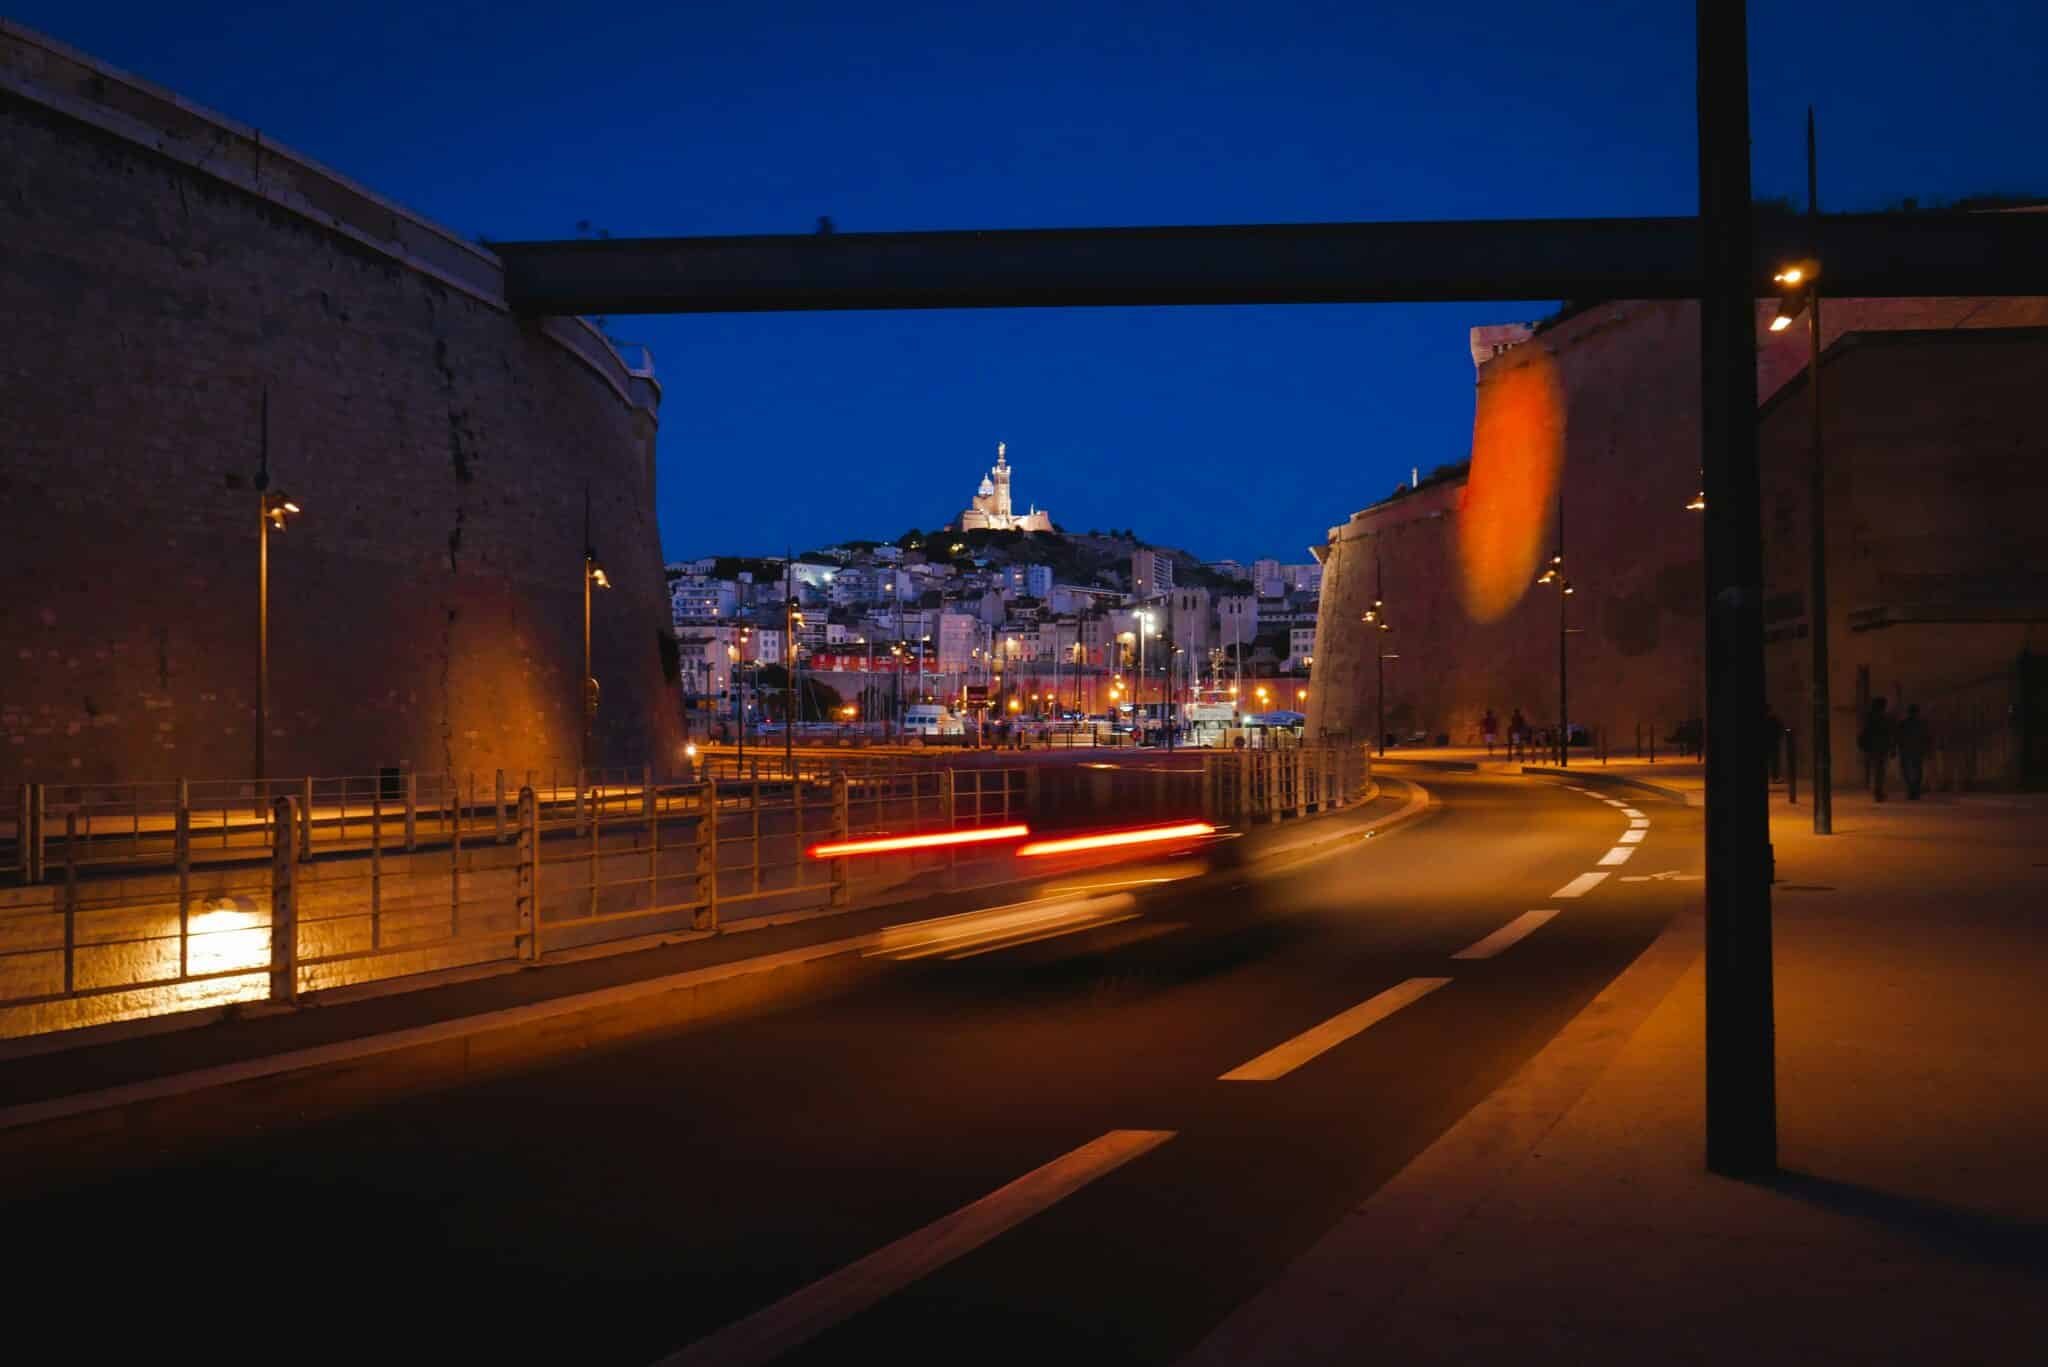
top-left (20, 2), bottom-right (2044, 562)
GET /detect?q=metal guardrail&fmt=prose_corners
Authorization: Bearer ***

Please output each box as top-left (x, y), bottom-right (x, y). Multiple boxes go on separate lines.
top-left (0, 745), bottom-right (1367, 1041)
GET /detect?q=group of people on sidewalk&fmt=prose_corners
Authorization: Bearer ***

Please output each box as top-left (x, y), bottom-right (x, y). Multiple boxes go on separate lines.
top-left (1479, 708), bottom-right (1535, 756)
top-left (1763, 696), bottom-right (1933, 799)
top-left (1858, 696), bottom-right (1933, 801)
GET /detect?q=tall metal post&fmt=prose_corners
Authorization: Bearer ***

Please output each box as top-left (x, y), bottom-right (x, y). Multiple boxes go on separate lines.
top-left (1555, 490), bottom-right (1571, 768)
top-left (257, 474), bottom-right (270, 804)
top-left (1806, 107), bottom-right (1834, 836)
top-left (784, 553), bottom-right (795, 779)
top-left (1697, 0), bottom-right (1777, 1177)
top-left (582, 542), bottom-right (594, 778)
top-left (1375, 543), bottom-right (1386, 758)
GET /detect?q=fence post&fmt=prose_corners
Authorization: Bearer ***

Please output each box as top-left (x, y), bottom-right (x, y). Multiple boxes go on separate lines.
top-left (370, 782), bottom-right (384, 950)
top-left (940, 768), bottom-right (958, 882)
top-left (175, 779), bottom-right (192, 979)
top-left (646, 767), bottom-right (660, 920)
top-left (1787, 729), bottom-right (1799, 805)
top-left (697, 777), bottom-right (719, 931)
top-left (576, 767), bottom-right (588, 837)
top-left (588, 776), bottom-right (602, 920)
top-left (517, 786), bottom-right (541, 961)
top-left (270, 795), bottom-right (298, 1003)
top-left (63, 810), bottom-right (78, 996)
top-left (25, 783), bottom-right (44, 884)
top-left (449, 773), bottom-right (463, 939)
top-left (495, 769), bottom-right (508, 843)
top-left (299, 775), bottom-right (313, 860)
top-left (1648, 724), bottom-right (1656, 764)
top-left (830, 772), bottom-right (850, 907)
top-left (404, 770), bottom-right (419, 851)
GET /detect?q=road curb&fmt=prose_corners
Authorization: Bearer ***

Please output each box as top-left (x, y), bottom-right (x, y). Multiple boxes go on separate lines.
top-left (1520, 764), bottom-right (1699, 806)
top-left (1376, 756), bottom-right (1478, 773)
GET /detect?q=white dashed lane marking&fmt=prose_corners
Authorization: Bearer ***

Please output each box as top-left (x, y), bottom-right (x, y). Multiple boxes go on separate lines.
top-left (656, 1129), bottom-right (1176, 1367)
top-left (1452, 910), bottom-right (1560, 960)
top-left (1618, 829), bottom-right (1646, 843)
top-left (1221, 978), bottom-right (1452, 1081)
top-left (1552, 872), bottom-right (1610, 898)
top-left (1597, 845), bottom-right (1636, 866)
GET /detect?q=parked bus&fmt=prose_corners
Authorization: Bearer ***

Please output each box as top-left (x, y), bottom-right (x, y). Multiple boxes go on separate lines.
top-left (902, 703), bottom-right (965, 737)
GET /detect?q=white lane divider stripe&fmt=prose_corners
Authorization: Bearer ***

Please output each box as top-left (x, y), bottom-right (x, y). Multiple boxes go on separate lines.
top-left (1220, 978), bottom-right (1451, 1082)
top-left (1630, 817), bottom-right (1649, 828)
top-left (1618, 829), bottom-right (1646, 844)
top-left (1623, 808), bottom-right (1647, 819)
top-left (1451, 910), bottom-right (1560, 960)
top-left (1597, 845), bottom-right (1636, 866)
top-left (1552, 871), bottom-right (1610, 898)
top-left (655, 1129), bottom-right (1176, 1367)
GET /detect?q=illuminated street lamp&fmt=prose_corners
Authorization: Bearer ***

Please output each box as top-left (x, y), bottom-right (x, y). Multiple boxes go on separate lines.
top-left (1364, 543), bottom-right (1392, 756)
top-left (1770, 107), bottom-right (1835, 835)
top-left (1533, 491), bottom-right (1579, 766)
top-left (252, 388), bottom-right (300, 801)
top-left (581, 486), bottom-right (610, 780)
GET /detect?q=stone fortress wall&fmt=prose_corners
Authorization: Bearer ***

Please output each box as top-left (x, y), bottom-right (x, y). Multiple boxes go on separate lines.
top-left (1307, 290), bottom-right (2048, 775)
top-left (0, 19), bottom-right (683, 787)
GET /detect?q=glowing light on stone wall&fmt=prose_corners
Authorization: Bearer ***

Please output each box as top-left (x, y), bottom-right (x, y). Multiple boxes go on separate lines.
top-left (1457, 351), bottom-right (1565, 623)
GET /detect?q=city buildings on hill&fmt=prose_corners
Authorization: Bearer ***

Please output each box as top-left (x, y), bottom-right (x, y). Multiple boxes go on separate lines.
top-left (665, 473), bottom-right (1324, 725)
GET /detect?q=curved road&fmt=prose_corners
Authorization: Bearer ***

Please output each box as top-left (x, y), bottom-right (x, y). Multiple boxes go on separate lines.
top-left (5, 766), bottom-right (1701, 1365)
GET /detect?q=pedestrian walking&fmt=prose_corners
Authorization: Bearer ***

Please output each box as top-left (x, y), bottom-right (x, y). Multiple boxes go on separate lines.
top-left (1859, 697), bottom-right (1895, 802)
top-left (1895, 703), bottom-right (1931, 800)
top-left (1508, 707), bottom-right (1528, 759)
top-left (1481, 708), bottom-right (1500, 756)
top-left (1762, 702), bottom-right (1785, 784)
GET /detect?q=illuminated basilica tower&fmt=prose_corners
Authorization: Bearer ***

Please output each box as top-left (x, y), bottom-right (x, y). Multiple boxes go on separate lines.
top-left (955, 442), bottom-right (1054, 532)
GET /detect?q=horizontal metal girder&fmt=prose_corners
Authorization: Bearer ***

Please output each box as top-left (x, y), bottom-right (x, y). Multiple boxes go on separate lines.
top-left (494, 212), bottom-right (2048, 315)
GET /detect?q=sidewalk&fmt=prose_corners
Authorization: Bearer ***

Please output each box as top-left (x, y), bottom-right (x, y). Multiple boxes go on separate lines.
top-left (1188, 786), bottom-right (2048, 1364)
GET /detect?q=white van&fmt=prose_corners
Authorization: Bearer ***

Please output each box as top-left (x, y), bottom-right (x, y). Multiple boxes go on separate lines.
top-left (903, 704), bottom-right (965, 737)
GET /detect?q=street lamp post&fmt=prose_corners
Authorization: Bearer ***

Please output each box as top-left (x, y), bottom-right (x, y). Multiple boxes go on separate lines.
top-left (252, 388), bottom-right (300, 801)
top-left (1535, 491), bottom-right (1574, 766)
top-left (1364, 543), bottom-right (1390, 757)
top-left (581, 487), bottom-right (611, 781)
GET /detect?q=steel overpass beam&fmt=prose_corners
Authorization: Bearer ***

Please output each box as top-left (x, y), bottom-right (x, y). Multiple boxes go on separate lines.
top-left (496, 212), bottom-right (2048, 316)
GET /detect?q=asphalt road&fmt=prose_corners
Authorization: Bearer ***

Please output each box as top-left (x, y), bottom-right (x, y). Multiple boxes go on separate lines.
top-left (4, 768), bottom-right (1701, 1365)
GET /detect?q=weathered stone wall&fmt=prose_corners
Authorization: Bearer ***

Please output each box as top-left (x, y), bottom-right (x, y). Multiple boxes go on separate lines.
top-left (1759, 329), bottom-right (2048, 788)
top-left (1308, 294), bottom-right (2048, 760)
top-left (0, 21), bottom-right (681, 786)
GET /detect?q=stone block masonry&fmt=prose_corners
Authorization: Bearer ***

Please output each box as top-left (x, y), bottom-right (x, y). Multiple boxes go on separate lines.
top-left (0, 19), bottom-right (681, 787)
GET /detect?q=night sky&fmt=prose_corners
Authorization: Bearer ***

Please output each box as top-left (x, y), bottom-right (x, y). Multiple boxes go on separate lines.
top-left (19, 1), bottom-right (2043, 563)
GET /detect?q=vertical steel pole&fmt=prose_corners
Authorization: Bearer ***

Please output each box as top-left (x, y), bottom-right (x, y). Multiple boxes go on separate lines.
top-left (370, 783), bottom-right (383, 950)
top-left (269, 795), bottom-right (297, 1003)
top-left (299, 774), bottom-right (313, 860)
top-left (697, 777), bottom-right (719, 931)
top-left (1698, 0), bottom-right (1777, 1176)
top-left (257, 487), bottom-right (268, 810)
top-left (830, 772), bottom-right (850, 907)
top-left (495, 768), bottom-right (508, 844)
top-left (62, 810), bottom-right (77, 997)
top-left (517, 786), bottom-right (540, 961)
top-left (1807, 108), bottom-right (1834, 836)
top-left (404, 769), bottom-right (418, 851)
top-left (175, 779), bottom-right (191, 979)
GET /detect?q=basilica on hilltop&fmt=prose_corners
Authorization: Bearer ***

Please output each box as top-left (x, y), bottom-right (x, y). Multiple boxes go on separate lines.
top-left (953, 443), bottom-right (1055, 532)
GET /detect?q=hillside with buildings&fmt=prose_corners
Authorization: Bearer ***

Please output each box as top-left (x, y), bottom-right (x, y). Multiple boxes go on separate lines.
top-left (662, 445), bottom-right (1325, 722)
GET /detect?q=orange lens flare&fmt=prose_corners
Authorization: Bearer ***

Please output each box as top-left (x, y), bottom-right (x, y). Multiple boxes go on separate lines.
top-left (808, 824), bottom-right (1031, 858)
top-left (1458, 349), bottom-right (1565, 624)
top-left (1016, 821), bottom-right (1218, 858)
